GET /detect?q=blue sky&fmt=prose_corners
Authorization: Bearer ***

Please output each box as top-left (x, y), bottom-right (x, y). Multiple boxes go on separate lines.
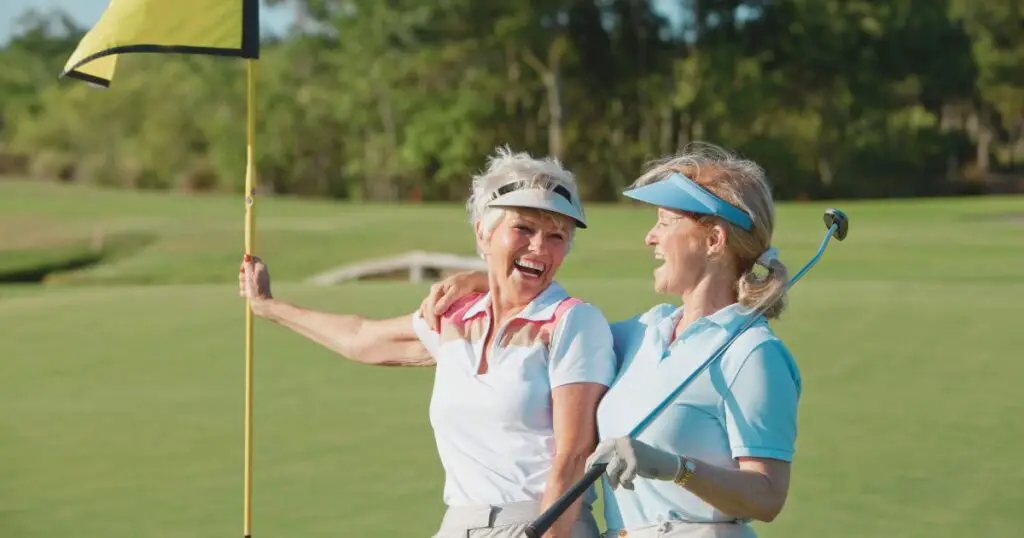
top-left (1, 0), bottom-right (687, 45)
top-left (1, 0), bottom-right (294, 44)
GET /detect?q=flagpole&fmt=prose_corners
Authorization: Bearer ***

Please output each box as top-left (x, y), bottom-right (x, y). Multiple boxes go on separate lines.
top-left (57, 1), bottom-right (263, 534)
top-left (243, 57), bottom-right (257, 538)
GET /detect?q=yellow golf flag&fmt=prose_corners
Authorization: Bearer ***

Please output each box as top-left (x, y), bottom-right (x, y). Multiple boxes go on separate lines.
top-left (61, 0), bottom-right (260, 87)
top-left (62, 2), bottom-right (261, 537)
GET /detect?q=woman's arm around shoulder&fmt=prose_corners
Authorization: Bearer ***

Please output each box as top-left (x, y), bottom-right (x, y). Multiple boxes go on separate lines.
top-left (417, 270), bottom-right (490, 332)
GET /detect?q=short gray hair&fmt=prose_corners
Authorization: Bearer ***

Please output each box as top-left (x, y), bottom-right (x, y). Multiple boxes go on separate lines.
top-left (466, 145), bottom-right (581, 254)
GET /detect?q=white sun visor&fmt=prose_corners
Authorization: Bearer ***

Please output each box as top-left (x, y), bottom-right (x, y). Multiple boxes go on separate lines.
top-left (486, 181), bottom-right (587, 229)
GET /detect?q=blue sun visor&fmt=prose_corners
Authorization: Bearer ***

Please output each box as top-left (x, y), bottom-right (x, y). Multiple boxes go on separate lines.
top-left (622, 172), bottom-right (753, 231)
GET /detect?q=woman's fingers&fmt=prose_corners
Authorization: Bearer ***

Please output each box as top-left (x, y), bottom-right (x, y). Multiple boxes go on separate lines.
top-left (585, 439), bottom-right (616, 471)
top-left (239, 256), bottom-right (250, 297)
top-left (605, 454), bottom-right (627, 490)
top-left (420, 282), bottom-right (448, 331)
top-left (434, 286), bottom-right (458, 321)
top-left (238, 254), bottom-right (269, 299)
top-left (615, 438), bottom-right (639, 490)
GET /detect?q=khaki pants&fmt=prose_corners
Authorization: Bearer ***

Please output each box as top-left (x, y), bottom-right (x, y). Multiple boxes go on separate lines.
top-left (602, 519), bottom-right (757, 538)
top-left (432, 500), bottom-right (600, 538)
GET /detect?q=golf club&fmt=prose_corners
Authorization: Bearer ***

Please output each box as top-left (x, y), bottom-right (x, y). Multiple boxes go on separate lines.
top-left (524, 208), bottom-right (850, 538)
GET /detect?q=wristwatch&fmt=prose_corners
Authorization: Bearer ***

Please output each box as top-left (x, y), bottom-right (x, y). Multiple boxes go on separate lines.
top-left (674, 456), bottom-right (697, 487)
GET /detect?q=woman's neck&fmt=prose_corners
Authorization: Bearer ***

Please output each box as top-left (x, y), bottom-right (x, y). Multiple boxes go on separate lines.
top-left (675, 272), bottom-right (738, 339)
top-left (487, 274), bottom-right (529, 326)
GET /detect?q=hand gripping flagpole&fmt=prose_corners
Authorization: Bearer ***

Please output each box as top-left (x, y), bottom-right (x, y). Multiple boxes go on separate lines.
top-left (243, 59), bottom-right (257, 538)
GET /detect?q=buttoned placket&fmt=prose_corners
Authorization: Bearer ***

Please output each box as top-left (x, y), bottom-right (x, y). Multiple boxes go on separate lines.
top-left (471, 306), bottom-right (524, 375)
top-left (657, 309), bottom-right (709, 361)
top-left (473, 310), bottom-right (501, 375)
top-left (468, 284), bottom-right (565, 375)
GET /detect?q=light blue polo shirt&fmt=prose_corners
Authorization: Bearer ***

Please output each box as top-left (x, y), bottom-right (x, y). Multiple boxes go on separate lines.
top-left (595, 302), bottom-right (802, 531)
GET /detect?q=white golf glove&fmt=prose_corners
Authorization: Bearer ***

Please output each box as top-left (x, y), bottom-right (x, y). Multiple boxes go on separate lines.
top-left (585, 437), bottom-right (682, 490)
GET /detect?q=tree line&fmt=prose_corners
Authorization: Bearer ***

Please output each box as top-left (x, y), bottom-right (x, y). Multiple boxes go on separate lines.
top-left (0, 0), bottom-right (1021, 202)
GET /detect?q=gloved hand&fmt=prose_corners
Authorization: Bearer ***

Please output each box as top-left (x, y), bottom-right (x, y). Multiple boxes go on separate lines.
top-left (585, 437), bottom-right (682, 490)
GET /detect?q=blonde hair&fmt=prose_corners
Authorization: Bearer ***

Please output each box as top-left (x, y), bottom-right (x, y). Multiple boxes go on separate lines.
top-left (466, 145), bottom-right (581, 257)
top-left (631, 142), bottom-right (789, 319)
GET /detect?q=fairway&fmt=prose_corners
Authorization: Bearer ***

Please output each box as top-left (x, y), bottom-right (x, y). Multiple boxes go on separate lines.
top-left (3, 181), bottom-right (1024, 538)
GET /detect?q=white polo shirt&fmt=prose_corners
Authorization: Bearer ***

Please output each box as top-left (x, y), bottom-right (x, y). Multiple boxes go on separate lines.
top-left (411, 281), bottom-right (618, 507)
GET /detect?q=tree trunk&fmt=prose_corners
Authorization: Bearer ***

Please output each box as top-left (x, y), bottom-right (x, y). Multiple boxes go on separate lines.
top-left (544, 70), bottom-right (564, 161)
top-left (976, 108), bottom-right (992, 175)
top-left (659, 103), bottom-right (675, 155)
top-left (976, 129), bottom-right (991, 175)
top-left (506, 43), bottom-right (520, 117)
top-left (525, 37), bottom-right (569, 161)
top-left (368, 78), bottom-right (399, 201)
top-left (817, 156), bottom-right (833, 186)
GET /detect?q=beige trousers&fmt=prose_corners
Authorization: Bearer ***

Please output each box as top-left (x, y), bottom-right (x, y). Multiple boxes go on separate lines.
top-left (602, 520), bottom-right (757, 538)
top-left (431, 500), bottom-right (600, 538)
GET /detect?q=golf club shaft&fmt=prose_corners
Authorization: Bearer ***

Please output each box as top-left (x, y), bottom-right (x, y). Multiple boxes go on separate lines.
top-left (523, 464), bottom-right (607, 538)
top-left (523, 223), bottom-right (839, 538)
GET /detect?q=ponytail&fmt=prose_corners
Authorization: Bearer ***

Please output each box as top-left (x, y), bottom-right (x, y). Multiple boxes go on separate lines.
top-left (737, 256), bottom-right (789, 320)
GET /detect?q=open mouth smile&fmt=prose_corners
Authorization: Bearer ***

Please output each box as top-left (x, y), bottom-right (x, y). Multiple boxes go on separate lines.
top-left (513, 258), bottom-right (546, 279)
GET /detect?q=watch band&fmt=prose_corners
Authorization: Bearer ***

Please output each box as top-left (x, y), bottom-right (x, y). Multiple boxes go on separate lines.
top-left (674, 455), bottom-right (696, 487)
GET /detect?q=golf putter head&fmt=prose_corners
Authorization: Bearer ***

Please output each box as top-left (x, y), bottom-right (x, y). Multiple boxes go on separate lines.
top-left (823, 208), bottom-right (849, 241)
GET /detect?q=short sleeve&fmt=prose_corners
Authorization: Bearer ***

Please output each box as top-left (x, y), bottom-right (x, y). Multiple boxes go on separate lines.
top-left (409, 310), bottom-right (441, 358)
top-left (548, 303), bottom-right (618, 389)
top-left (610, 314), bottom-right (642, 358)
top-left (609, 304), bottom-right (674, 370)
top-left (723, 339), bottom-right (802, 462)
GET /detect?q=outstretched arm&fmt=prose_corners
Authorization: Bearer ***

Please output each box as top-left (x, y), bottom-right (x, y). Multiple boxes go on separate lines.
top-left (241, 255), bottom-right (433, 367)
top-left (251, 300), bottom-right (434, 366)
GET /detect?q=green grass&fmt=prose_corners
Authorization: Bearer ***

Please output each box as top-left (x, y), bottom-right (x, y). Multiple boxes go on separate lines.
top-left (2, 179), bottom-right (1024, 538)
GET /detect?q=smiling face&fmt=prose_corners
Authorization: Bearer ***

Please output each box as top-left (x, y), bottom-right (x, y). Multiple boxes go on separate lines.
top-left (645, 207), bottom-right (722, 296)
top-left (476, 207), bottom-right (573, 304)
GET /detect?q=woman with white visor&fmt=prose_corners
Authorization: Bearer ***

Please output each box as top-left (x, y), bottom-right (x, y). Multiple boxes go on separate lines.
top-left (418, 143), bottom-right (802, 538)
top-left (239, 146), bottom-right (617, 538)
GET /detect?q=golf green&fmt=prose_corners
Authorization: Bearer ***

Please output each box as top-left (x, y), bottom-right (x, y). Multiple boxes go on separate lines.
top-left (2, 180), bottom-right (1023, 537)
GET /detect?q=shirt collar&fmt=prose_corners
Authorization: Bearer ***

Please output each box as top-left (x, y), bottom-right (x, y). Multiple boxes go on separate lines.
top-left (707, 303), bottom-right (752, 330)
top-left (656, 302), bottom-right (754, 342)
top-left (462, 281), bottom-right (570, 322)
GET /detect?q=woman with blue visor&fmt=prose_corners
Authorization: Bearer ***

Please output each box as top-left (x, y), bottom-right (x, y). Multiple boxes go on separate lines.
top-left (418, 142), bottom-right (801, 538)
